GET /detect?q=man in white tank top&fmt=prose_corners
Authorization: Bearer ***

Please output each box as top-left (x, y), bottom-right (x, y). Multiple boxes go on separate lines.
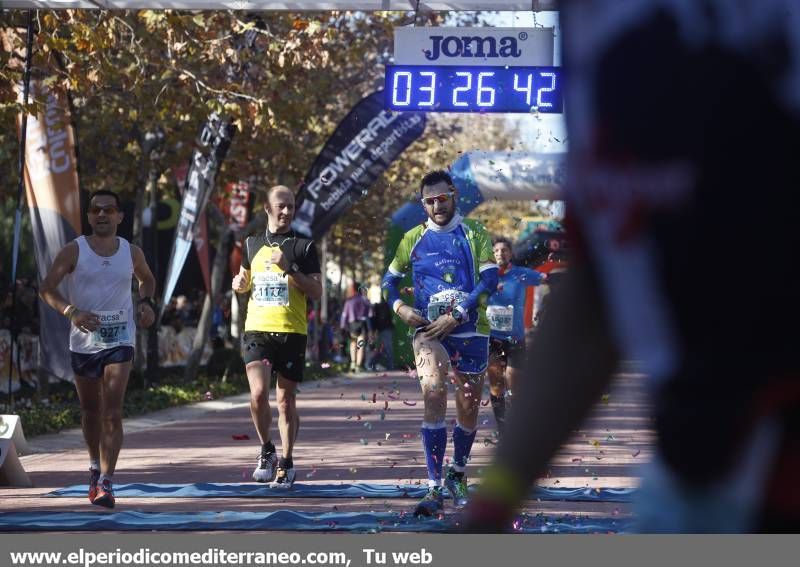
top-left (39, 190), bottom-right (156, 509)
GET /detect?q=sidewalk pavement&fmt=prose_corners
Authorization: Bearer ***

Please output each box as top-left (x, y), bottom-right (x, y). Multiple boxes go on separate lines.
top-left (2, 370), bottom-right (653, 520)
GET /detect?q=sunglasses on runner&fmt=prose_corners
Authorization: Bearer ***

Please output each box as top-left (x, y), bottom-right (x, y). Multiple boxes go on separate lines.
top-left (89, 205), bottom-right (119, 215)
top-left (421, 192), bottom-right (454, 206)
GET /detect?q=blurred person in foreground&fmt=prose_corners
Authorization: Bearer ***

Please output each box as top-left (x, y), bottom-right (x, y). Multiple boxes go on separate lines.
top-left (465, 0), bottom-right (800, 533)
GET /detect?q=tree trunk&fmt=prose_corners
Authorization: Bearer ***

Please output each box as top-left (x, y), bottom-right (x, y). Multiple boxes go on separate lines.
top-left (337, 244), bottom-right (345, 300)
top-left (309, 235), bottom-right (327, 363)
top-left (320, 235), bottom-right (328, 325)
top-left (132, 161), bottom-right (150, 384)
top-left (184, 218), bottom-right (232, 381)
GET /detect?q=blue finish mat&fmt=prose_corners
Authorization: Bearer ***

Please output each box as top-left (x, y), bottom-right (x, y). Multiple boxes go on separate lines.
top-left (0, 510), bottom-right (633, 533)
top-left (46, 483), bottom-right (636, 502)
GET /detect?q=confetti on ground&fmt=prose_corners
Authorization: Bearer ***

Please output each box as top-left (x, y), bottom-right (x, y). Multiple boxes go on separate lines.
top-left (402, 400), bottom-right (417, 406)
top-left (232, 435), bottom-right (250, 441)
top-left (631, 449), bottom-right (641, 458)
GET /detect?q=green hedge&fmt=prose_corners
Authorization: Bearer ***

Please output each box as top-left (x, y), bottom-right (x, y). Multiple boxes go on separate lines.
top-left (16, 361), bottom-right (347, 438)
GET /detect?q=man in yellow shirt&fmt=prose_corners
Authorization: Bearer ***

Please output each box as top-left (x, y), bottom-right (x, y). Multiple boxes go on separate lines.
top-left (233, 185), bottom-right (322, 488)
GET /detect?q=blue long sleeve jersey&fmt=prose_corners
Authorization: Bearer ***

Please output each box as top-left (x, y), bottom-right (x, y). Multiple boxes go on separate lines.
top-left (382, 214), bottom-right (498, 336)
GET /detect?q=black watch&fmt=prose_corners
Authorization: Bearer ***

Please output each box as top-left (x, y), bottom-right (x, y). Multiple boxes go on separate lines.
top-left (140, 297), bottom-right (156, 310)
top-left (286, 262), bottom-right (300, 276)
top-left (452, 306), bottom-right (466, 323)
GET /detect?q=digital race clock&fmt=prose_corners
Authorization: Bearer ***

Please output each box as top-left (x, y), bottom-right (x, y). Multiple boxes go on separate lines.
top-left (384, 64), bottom-right (563, 113)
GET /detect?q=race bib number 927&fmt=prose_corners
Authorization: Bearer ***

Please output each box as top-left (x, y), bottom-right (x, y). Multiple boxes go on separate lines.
top-left (91, 310), bottom-right (129, 348)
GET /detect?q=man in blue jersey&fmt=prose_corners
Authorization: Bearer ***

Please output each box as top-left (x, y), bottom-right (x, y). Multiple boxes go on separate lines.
top-left (486, 237), bottom-right (546, 436)
top-left (382, 170), bottom-right (498, 516)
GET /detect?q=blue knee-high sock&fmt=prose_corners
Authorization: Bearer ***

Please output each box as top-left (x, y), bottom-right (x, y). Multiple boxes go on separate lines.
top-left (421, 422), bottom-right (447, 486)
top-left (452, 423), bottom-right (477, 472)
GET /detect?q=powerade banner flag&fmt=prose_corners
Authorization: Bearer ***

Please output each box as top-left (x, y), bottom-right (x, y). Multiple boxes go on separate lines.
top-left (160, 113), bottom-right (235, 318)
top-left (292, 90), bottom-right (426, 238)
top-left (20, 80), bottom-right (82, 382)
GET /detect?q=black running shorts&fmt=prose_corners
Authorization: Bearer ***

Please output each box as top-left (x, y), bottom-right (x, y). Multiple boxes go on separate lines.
top-left (489, 337), bottom-right (525, 368)
top-left (242, 331), bottom-right (306, 382)
top-left (347, 320), bottom-right (368, 339)
top-left (70, 346), bottom-right (134, 379)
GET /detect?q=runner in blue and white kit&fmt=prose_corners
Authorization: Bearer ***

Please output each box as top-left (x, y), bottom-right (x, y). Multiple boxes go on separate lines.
top-left (486, 237), bottom-right (546, 435)
top-left (382, 170), bottom-right (498, 516)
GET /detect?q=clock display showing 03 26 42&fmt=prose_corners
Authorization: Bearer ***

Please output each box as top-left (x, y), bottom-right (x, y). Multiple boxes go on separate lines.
top-left (384, 64), bottom-right (563, 113)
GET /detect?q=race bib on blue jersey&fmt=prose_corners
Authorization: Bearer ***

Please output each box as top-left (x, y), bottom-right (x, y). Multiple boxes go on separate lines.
top-left (427, 289), bottom-right (469, 322)
top-left (91, 310), bottom-right (129, 348)
top-left (486, 305), bottom-right (514, 332)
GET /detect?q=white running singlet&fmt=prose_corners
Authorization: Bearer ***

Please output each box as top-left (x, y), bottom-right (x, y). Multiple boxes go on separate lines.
top-left (66, 236), bottom-right (136, 354)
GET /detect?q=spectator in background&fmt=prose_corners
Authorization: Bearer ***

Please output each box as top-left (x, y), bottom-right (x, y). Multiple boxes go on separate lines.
top-left (368, 295), bottom-right (394, 371)
top-left (340, 282), bottom-right (372, 373)
top-left (174, 295), bottom-right (194, 326)
top-left (326, 298), bottom-right (346, 364)
top-left (1, 282), bottom-right (12, 330)
top-left (14, 278), bottom-right (40, 334)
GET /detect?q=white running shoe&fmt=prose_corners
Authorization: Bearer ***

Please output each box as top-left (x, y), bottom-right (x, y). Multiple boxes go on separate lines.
top-left (270, 466), bottom-right (296, 489)
top-left (252, 448), bottom-right (278, 483)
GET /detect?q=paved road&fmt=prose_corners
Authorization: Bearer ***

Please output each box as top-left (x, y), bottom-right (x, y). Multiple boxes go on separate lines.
top-left (2, 369), bottom-right (653, 523)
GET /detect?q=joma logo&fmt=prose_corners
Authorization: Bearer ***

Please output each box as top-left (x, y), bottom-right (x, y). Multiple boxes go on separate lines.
top-left (424, 35), bottom-right (522, 61)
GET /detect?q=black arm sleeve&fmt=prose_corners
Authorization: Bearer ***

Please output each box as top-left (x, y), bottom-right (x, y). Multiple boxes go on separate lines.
top-left (241, 238), bottom-right (252, 270)
top-left (300, 240), bottom-right (321, 274)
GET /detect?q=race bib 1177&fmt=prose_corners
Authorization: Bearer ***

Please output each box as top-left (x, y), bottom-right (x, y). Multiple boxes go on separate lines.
top-left (252, 272), bottom-right (289, 307)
